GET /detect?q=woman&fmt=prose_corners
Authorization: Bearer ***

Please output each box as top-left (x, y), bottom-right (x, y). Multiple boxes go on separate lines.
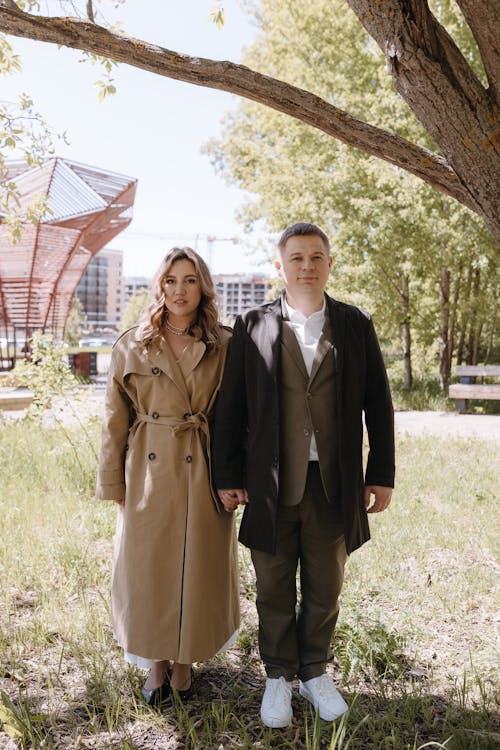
top-left (96, 247), bottom-right (239, 706)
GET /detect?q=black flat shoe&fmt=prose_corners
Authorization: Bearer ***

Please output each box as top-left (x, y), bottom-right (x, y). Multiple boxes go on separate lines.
top-left (141, 675), bottom-right (171, 707)
top-left (171, 668), bottom-right (194, 703)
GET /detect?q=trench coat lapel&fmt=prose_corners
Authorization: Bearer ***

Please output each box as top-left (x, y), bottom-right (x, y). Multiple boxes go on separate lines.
top-left (149, 336), bottom-right (191, 402)
top-left (179, 339), bottom-right (206, 376)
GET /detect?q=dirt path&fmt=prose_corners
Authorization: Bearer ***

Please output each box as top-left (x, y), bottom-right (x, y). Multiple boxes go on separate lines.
top-left (2, 386), bottom-right (499, 442)
top-left (395, 410), bottom-right (500, 441)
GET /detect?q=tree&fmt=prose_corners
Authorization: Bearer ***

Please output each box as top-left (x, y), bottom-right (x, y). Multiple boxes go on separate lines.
top-left (0, 0), bottom-right (498, 244)
top-left (120, 287), bottom-right (150, 333)
top-left (64, 295), bottom-right (85, 346)
top-left (205, 0), bottom-right (498, 388)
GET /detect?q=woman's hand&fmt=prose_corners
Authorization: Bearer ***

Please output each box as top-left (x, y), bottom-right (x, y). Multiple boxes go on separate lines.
top-left (218, 489), bottom-right (248, 513)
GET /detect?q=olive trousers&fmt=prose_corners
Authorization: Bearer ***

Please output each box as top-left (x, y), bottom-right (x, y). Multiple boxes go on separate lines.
top-left (251, 462), bottom-right (347, 682)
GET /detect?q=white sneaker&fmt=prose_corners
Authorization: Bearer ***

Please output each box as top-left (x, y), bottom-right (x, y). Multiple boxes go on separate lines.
top-left (299, 674), bottom-right (348, 721)
top-left (260, 676), bottom-right (293, 728)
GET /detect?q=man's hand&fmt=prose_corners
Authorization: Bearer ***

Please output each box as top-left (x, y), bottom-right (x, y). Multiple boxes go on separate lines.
top-left (364, 485), bottom-right (392, 513)
top-left (218, 488), bottom-right (249, 513)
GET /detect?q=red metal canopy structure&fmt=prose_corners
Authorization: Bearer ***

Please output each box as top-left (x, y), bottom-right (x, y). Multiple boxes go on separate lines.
top-left (0, 157), bottom-right (137, 367)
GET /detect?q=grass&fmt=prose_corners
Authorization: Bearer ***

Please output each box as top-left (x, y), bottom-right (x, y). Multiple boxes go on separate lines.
top-left (65, 346), bottom-right (113, 355)
top-left (390, 377), bottom-right (452, 412)
top-left (0, 413), bottom-right (499, 749)
top-left (389, 374), bottom-right (500, 415)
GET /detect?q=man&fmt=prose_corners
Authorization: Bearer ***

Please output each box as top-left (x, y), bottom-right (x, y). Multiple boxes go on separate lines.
top-left (214, 222), bottom-right (395, 727)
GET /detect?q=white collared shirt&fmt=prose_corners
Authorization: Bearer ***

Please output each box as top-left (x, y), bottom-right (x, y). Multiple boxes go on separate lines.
top-left (284, 296), bottom-right (326, 376)
top-left (283, 295), bottom-right (326, 460)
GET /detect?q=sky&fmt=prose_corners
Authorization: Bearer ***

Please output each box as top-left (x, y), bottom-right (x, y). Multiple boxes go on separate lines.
top-left (1, 1), bottom-right (276, 278)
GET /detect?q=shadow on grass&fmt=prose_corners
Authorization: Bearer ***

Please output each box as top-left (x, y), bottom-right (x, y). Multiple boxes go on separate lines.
top-left (2, 658), bottom-right (499, 750)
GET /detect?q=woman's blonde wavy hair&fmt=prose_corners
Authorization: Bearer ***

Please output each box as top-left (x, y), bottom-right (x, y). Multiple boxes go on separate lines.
top-left (137, 247), bottom-right (222, 349)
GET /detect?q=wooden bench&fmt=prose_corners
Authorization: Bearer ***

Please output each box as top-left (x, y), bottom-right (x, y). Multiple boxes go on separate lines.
top-left (449, 365), bottom-right (500, 413)
top-left (0, 386), bottom-right (34, 411)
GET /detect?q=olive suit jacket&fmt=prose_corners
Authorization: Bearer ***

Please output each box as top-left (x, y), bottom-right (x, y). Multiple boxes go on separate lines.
top-left (213, 294), bottom-right (395, 555)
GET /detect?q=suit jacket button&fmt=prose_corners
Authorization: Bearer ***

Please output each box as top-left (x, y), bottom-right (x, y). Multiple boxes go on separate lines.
top-left (152, 411), bottom-right (159, 419)
top-left (186, 455), bottom-right (193, 463)
top-left (148, 452), bottom-right (156, 460)
top-left (151, 367), bottom-right (160, 375)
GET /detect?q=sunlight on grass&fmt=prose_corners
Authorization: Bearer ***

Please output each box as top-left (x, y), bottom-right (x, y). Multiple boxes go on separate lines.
top-left (0, 417), bottom-right (498, 748)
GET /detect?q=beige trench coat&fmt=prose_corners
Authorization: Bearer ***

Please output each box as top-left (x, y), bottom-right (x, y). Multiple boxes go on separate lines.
top-left (96, 326), bottom-right (239, 663)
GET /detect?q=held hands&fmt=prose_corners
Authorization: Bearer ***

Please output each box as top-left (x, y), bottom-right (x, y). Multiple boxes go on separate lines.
top-left (364, 485), bottom-right (392, 513)
top-left (219, 486), bottom-right (393, 513)
top-left (218, 488), bottom-right (249, 513)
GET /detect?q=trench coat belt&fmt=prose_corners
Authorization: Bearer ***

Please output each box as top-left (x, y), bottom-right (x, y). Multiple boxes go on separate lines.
top-left (134, 411), bottom-right (221, 512)
top-left (135, 411), bottom-right (209, 436)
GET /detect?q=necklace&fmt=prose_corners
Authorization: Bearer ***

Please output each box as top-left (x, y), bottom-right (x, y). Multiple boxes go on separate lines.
top-left (164, 318), bottom-right (191, 336)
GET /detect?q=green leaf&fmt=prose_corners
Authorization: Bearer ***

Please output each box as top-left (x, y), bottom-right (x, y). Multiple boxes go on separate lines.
top-left (208, 4), bottom-right (225, 29)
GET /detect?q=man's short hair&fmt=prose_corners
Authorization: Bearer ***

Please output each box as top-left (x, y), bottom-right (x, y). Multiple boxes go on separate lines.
top-left (277, 222), bottom-right (330, 253)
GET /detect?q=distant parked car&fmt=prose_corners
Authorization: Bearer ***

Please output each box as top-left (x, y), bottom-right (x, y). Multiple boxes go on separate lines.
top-left (0, 337), bottom-right (27, 350)
top-left (78, 337), bottom-right (114, 348)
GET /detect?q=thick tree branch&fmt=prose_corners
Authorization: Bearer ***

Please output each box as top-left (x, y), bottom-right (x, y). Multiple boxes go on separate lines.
top-left (455, 0), bottom-right (500, 100)
top-left (346, 0), bottom-right (500, 241)
top-left (0, 0), bottom-right (19, 11)
top-left (0, 3), bottom-right (473, 211)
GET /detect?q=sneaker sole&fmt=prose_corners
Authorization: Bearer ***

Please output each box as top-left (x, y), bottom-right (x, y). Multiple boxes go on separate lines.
top-left (260, 713), bottom-right (292, 728)
top-left (298, 685), bottom-right (348, 721)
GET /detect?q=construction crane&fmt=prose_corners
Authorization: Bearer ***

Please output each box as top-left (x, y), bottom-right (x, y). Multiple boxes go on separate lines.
top-left (205, 235), bottom-right (239, 269)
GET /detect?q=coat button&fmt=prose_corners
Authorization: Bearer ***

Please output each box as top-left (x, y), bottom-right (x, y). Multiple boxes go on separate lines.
top-left (151, 367), bottom-right (160, 375)
top-left (152, 411), bottom-right (159, 419)
top-left (304, 428), bottom-right (309, 436)
top-left (148, 452), bottom-right (156, 460)
top-left (186, 455), bottom-right (193, 463)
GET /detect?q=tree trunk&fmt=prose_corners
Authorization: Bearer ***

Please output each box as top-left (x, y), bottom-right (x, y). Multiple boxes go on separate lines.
top-left (483, 316), bottom-right (496, 363)
top-left (400, 319), bottom-right (412, 390)
top-left (472, 322), bottom-right (483, 365)
top-left (467, 268), bottom-right (482, 364)
top-left (399, 273), bottom-right (412, 390)
top-left (448, 262), bottom-right (462, 375)
top-left (439, 264), bottom-right (451, 389)
top-left (456, 263), bottom-right (473, 365)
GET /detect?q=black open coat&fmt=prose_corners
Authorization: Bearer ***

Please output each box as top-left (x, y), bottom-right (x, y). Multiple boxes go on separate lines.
top-left (213, 295), bottom-right (395, 555)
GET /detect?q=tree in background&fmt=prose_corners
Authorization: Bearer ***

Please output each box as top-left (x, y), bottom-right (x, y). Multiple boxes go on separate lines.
top-left (119, 287), bottom-right (150, 333)
top-left (0, 0), bottom-right (498, 244)
top-left (205, 0), bottom-right (499, 388)
top-left (64, 296), bottom-right (85, 346)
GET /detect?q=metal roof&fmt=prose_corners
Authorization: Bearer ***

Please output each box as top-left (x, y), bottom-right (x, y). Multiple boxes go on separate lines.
top-left (0, 157), bottom-right (137, 357)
